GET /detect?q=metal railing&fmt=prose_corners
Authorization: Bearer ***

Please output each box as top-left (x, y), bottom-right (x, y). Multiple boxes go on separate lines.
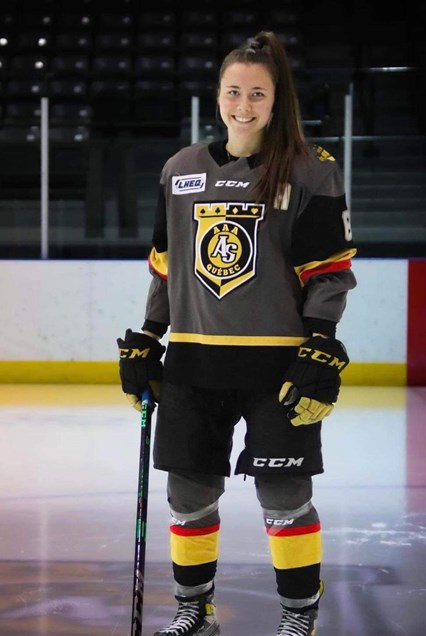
top-left (10, 66), bottom-right (426, 258)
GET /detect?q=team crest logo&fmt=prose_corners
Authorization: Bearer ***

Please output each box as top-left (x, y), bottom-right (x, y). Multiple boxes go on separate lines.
top-left (193, 201), bottom-right (265, 299)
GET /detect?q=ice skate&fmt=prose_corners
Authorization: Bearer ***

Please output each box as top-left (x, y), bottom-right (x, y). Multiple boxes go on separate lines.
top-left (153, 591), bottom-right (220, 636)
top-left (276, 605), bottom-right (319, 636)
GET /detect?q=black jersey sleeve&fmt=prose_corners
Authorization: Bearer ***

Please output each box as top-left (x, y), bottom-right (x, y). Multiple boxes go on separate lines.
top-left (142, 183), bottom-right (170, 336)
top-left (291, 159), bottom-right (355, 275)
top-left (152, 183), bottom-right (168, 254)
top-left (291, 153), bottom-right (357, 332)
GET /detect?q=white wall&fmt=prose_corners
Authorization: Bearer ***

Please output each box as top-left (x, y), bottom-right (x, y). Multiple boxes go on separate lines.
top-left (0, 258), bottom-right (407, 363)
top-left (338, 258), bottom-right (407, 362)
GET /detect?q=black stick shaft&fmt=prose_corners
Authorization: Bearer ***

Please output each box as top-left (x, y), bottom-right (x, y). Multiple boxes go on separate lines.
top-left (131, 388), bottom-right (152, 636)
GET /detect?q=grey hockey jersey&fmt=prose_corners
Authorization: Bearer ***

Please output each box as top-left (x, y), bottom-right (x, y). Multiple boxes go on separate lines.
top-left (143, 140), bottom-right (357, 389)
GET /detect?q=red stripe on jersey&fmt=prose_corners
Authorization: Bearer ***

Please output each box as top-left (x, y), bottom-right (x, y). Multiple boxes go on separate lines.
top-left (267, 522), bottom-right (321, 537)
top-left (170, 523), bottom-right (220, 536)
top-left (300, 259), bottom-right (352, 284)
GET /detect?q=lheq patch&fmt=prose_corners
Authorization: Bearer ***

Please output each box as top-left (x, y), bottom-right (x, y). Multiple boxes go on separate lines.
top-left (172, 173), bottom-right (206, 194)
top-left (193, 201), bottom-right (265, 299)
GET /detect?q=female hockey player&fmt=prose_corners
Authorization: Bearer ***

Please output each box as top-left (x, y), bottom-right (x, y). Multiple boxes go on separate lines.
top-left (117, 30), bottom-right (357, 636)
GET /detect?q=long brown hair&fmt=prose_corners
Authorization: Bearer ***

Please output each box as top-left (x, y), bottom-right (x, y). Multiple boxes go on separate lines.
top-left (218, 31), bottom-right (308, 208)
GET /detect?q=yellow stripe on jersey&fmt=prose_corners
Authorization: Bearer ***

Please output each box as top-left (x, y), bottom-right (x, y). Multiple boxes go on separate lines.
top-left (294, 248), bottom-right (357, 285)
top-left (169, 333), bottom-right (306, 346)
top-left (149, 247), bottom-right (168, 279)
top-left (170, 529), bottom-right (220, 567)
top-left (268, 529), bottom-right (322, 570)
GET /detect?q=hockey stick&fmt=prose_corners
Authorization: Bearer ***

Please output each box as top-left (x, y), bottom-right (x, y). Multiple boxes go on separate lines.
top-left (131, 387), bottom-right (154, 636)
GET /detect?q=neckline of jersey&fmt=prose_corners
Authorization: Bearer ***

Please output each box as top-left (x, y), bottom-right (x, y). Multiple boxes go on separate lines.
top-left (208, 139), bottom-right (261, 169)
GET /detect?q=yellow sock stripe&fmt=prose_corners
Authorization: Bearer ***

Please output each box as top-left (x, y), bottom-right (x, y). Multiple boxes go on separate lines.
top-left (170, 526), bottom-right (220, 567)
top-left (268, 529), bottom-right (322, 570)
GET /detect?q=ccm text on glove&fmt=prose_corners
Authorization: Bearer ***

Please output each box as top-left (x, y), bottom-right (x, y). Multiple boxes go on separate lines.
top-left (279, 335), bottom-right (349, 426)
top-left (117, 329), bottom-right (166, 411)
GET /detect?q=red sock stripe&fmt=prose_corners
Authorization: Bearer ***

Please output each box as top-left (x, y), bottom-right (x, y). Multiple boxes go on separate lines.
top-left (301, 259), bottom-right (352, 284)
top-left (170, 523), bottom-right (220, 537)
top-left (266, 522), bottom-right (321, 537)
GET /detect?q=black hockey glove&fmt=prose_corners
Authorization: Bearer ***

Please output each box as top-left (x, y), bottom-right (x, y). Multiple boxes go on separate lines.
top-left (117, 329), bottom-right (166, 411)
top-left (279, 335), bottom-right (349, 426)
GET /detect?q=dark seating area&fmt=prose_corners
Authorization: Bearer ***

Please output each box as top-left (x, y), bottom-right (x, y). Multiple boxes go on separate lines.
top-left (0, 0), bottom-right (309, 137)
top-left (0, 0), bottom-right (424, 257)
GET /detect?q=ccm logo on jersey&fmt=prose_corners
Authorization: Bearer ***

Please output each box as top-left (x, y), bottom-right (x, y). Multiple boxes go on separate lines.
top-left (172, 173), bottom-right (206, 194)
top-left (253, 457), bottom-right (304, 468)
top-left (215, 180), bottom-right (249, 188)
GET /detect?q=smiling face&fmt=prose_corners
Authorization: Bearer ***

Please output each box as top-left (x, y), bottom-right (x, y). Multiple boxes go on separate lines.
top-left (218, 62), bottom-right (275, 156)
